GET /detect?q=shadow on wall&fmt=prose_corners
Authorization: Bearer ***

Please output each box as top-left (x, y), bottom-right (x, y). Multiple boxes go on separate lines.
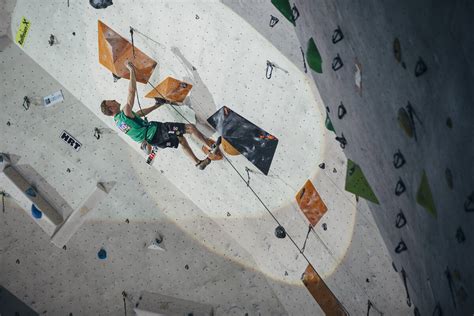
top-left (170, 46), bottom-right (217, 137)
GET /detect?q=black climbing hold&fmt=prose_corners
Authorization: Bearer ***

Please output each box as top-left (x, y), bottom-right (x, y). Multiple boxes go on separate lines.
top-left (393, 150), bottom-right (406, 169)
top-left (326, 106), bottom-right (330, 113)
top-left (432, 303), bottom-right (442, 316)
top-left (395, 178), bottom-right (406, 196)
top-left (332, 26), bottom-right (344, 44)
top-left (414, 307), bottom-right (420, 316)
top-left (62, 245), bottom-right (67, 250)
top-left (184, 264), bottom-right (189, 270)
top-left (266, 60), bottom-right (274, 79)
top-left (464, 191), bottom-right (474, 212)
top-left (48, 34), bottom-right (55, 46)
top-left (366, 278), bottom-right (370, 283)
top-left (291, 4), bottom-right (300, 22)
top-left (322, 223), bottom-right (327, 231)
top-left (335, 133), bottom-right (346, 149)
top-left (284, 271), bottom-right (288, 276)
top-left (22, 96), bottom-right (30, 110)
top-left (393, 38), bottom-right (402, 63)
top-left (401, 268), bottom-right (412, 307)
top-left (125, 218), bottom-right (129, 224)
top-left (446, 117), bottom-right (452, 128)
top-left (395, 240), bottom-right (407, 253)
top-left (332, 168), bottom-right (337, 173)
top-left (195, 14), bottom-right (200, 20)
top-left (318, 163), bottom-right (325, 169)
top-left (72, 32), bottom-right (76, 36)
top-left (226, 212), bottom-right (231, 217)
top-left (337, 102), bottom-right (346, 119)
top-left (94, 128), bottom-right (101, 140)
top-left (275, 225), bottom-right (286, 238)
top-left (269, 15), bottom-right (279, 27)
top-left (414, 57), bottom-right (427, 77)
top-left (16, 259), bottom-right (20, 264)
top-left (395, 210), bottom-right (407, 228)
top-left (6, 121), bottom-right (10, 126)
top-left (332, 54), bottom-right (343, 71)
top-left (455, 227), bottom-right (465, 243)
top-left (445, 168), bottom-right (453, 189)
top-left (66, 168), bottom-right (71, 173)
top-left (300, 46), bottom-right (307, 73)
top-left (89, 0), bottom-right (113, 9)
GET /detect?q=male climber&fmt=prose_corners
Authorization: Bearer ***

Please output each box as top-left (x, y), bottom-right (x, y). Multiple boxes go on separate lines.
top-left (100, 61), bottom-right (218, 170)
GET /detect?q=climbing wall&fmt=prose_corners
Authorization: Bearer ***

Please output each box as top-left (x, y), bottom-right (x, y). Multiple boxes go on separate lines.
top-left (235, 0), bottom-right (474, 314)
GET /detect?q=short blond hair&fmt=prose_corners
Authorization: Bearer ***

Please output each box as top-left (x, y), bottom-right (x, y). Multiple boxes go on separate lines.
top-left (100, 100), bottom-right (112, 116)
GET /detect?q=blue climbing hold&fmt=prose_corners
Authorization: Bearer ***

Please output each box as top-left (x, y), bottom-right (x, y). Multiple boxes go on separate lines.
top-left (97, 248), bottom-right (107, 260)
top-left (25, 187), bottom-right (37, 198)
top-left (31, 204), bottom-right (42, 219)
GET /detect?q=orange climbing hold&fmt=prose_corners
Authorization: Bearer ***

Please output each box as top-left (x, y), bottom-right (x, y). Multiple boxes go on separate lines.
top-left (145, 77), bottom-right (193, 103)
top-left (295, 180), bottom-right (327, 226)
top-left (98, 20), bottom-right (157, 84)
top-left (302, 264), bottom-right (347, 315)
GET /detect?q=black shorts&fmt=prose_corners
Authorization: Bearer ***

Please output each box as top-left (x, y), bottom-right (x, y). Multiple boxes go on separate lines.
top-left (149, 122), bottom-right (186, 148)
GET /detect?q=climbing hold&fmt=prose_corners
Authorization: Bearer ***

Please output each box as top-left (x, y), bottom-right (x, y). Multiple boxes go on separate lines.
top-left (275, 225), bottom-right (286, 238)
top-left (125, 218), bottom-right (129, 224)
top-left (431, 303), bottom-right (442, 316)
top-left (337, 102), bottom-right (346, 119)
top-left (184, 264), bottom-right (189, 270)
top-left (332, 168), bottom-right (337, 173)
top-left (395, 178), bottom-right (406, 196)
top-left (90, 0), bottom-right (113, 9)
top-left (392, 262), bottom-right (398, 272)
top-left (66, 168), bottom-right (71, 173)
top-left (226, 212), bottom-right (231, 217)
top-left (48, 34), bottom-right (55, 46)
top-left (98, 21), bottom-right (157, 83)
top-left (393, 150), bottom-right (406, 169)
top-left (291, 4), bottom-right (300, 22)
top-left (266, 60), bottom-right (274, 79)
top-left (72, 32), bottom-right (76, 36)
top-left (295, 180), bottom-right (328, 226)
top-left (332, 26), bottom-right (344, 44)
top-left (318, 163), bottom-right (325, 169)
top-left (325, 112), bottom-right (336, 133)
top-left (464, 191), bottom-right (474, 212)
top-left (446, 117), bottom-right (453, 128)
top-left (16, 259), bottom-right (20, 264)
top-left (221, 138), bottom-right (240, 156)
top-left (22, 96), bottom-right (30, 110)
top-left (62, 245), bottom-right (67, 250)
top-left (6, 121), bottom-right (10, 126)
top-left (97, 248), bottom-right (107, 260)
top-left (354, 60), bottom-right (362, 93)
top-left (271, 0), bottom-right (296, 25)
top-left (416, 170), bottom-right (437, 216)
top-left (284, 271), bottom-right (288, 276)
top-left (269, 15), bottom-right (279, 27)
top-left (395, 210), bottom-right (407, 228)
top-left (322, 223), bottom-right (327, 231)
top-left (145, 77), bottom-right (193, 103)
top-left (414, 57), bottom-right (427, 77)
top-left (335, 133), bottom-right (346, 149)
top-left (445, 168), bottom-right (453, 189)
top-left (401, 268), bottom-right (412, 307)
top-left (207, 106), bottom-right (278, 175)
top-left (395, 240), bottom-right (407, 253)
top-left (25, 187), bottom-right (37, 197)
top-left (331, 54), bottom-right (343, 71)
top-left (306, 38), bottom-right (323, 73)
top-left (455, 227), bottom-right (465, 243)
top-left (393, 38), bottom-right (402, 63)
top-left (345, 159), bottom-right (379, 204)
top-left (31, 204), bottom-right (42, 219)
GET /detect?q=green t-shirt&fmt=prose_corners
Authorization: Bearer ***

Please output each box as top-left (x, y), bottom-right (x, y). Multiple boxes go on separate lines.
top-left (114, 111), bottom-right (158, 142)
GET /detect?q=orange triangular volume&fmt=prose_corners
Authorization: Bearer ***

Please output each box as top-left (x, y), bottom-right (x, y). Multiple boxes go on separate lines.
top-left (295, 180), bottom-right (328, 226)
top-left (97, 20), bottom-right (157, 83)
top-left (145, 77), bottom-right (193, 103)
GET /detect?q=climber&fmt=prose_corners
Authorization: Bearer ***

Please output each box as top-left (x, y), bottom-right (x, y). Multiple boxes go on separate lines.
top-left (100, 61), bottom-right (219, 170)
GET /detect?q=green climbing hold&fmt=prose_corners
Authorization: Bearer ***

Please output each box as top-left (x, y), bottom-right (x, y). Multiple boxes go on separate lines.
top-left (271, 0), bottom-right (295, 26)
top-left (345, 160), bottom-right (379, 204)
top-left (416, 170), bottom-right (437, 217)
top-left (325, 112), bottom-right (335, 133)
top-left (306, 38), bottom-right (323, 73)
